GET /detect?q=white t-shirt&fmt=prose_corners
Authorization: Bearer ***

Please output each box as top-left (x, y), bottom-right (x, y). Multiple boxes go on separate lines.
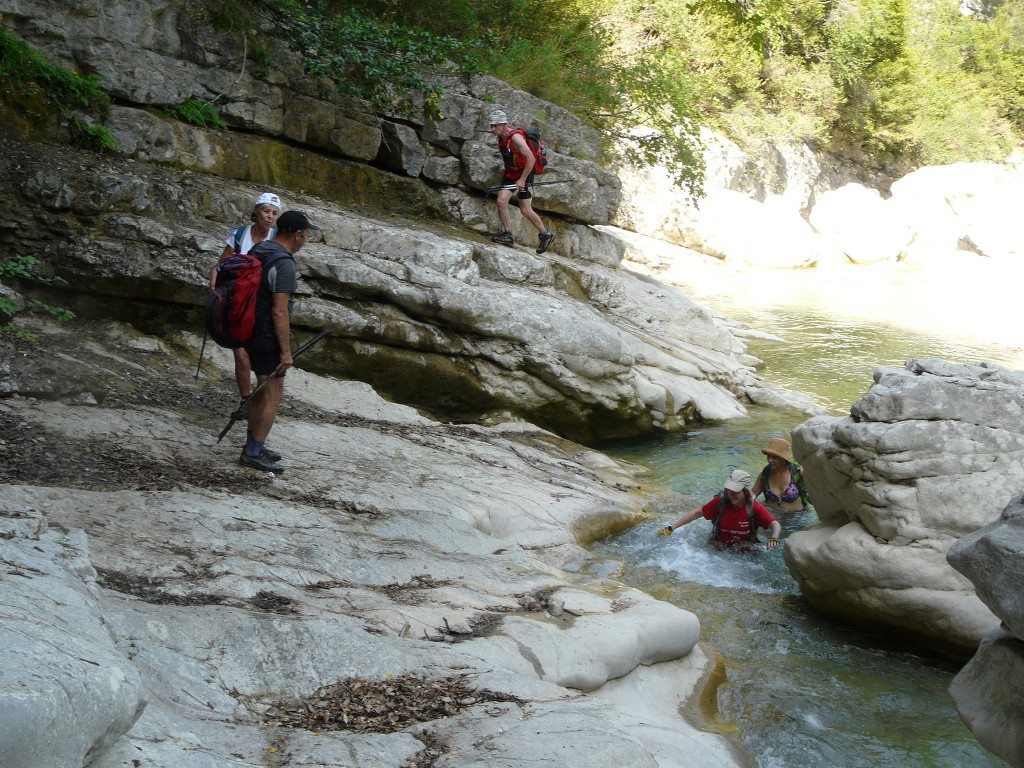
top-left (224, 225), bottom-right (274, 255)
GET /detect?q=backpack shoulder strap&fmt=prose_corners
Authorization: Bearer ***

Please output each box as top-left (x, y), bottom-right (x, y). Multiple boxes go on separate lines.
top-left (713, 493), bottom-right (726, 538)
top-left (233, 225), bottom-right (248, 254)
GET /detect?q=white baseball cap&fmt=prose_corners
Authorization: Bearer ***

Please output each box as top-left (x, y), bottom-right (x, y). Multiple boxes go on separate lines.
top-left (488, 110), bottom-right (508, 125)
top-left (723, 470), bottom-right (753, 492)
top-left (253, 192), bottom-right (282, 210)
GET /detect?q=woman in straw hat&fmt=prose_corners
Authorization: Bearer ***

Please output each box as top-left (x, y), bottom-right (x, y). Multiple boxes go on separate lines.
top-left (752, 437), bottom-right (809, 514)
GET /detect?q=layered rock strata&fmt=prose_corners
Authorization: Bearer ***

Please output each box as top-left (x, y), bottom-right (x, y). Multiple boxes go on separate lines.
top-left (783, 358), bottom-right (1024, 655)
top-left (0, 0), bottom-right (819, 441)
top-left (1, 136), bottom-right (807, 442)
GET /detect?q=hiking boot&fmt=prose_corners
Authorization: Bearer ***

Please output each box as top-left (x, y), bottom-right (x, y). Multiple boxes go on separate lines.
top-left (260, 447), bottom-right (282, 462)
top-left (239, 449), bottom-right (284, 474)
top-left (536, 230), bottom-right (555, 255)
top-left (491, 230), bottom-right (514, 247)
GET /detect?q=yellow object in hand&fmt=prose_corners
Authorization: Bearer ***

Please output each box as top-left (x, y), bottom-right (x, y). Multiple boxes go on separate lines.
top-left (657, 526), bottom-right (674, 537)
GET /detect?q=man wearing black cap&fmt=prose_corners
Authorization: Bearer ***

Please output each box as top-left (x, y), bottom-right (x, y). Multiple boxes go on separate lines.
top-left (239, 210), bottom-right (321, 473)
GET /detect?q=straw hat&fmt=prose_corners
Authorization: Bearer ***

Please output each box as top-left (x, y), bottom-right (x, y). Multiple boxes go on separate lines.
top-left (761, 437), bottom-right (793, 462)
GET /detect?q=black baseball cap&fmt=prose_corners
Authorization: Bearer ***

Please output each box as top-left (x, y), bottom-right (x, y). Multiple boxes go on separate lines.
top-left (276, 210), bottom-right (322, 233)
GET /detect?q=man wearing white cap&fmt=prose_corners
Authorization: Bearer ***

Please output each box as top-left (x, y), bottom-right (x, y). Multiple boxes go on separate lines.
top-left (488, 110), bottom-right (555, 254)
top-left (209, 192), bottom-right (282, 399)
top-left (655, 469), bottom-right (783, 550)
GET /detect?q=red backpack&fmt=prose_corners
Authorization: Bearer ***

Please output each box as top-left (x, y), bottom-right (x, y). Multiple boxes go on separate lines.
top-left (205, 250), bottom-right (291, 348)
top-left (523, 128), bottom-right (548, 175)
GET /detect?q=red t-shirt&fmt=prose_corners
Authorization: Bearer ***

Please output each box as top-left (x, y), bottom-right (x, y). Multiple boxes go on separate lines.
top-left (700, 496), bottom-right (775, 545)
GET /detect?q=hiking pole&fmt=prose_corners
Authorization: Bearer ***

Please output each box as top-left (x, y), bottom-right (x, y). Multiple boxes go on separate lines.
top-left (484, 180), bottom-right (573, 194)
top-left (194, 329), bottom-right (209, 381)
top-left (216, 329), bottom-right (331, 443)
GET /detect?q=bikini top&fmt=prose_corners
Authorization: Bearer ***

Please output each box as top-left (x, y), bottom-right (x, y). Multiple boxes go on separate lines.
top-left (760, 464), bottom-right (803, 504)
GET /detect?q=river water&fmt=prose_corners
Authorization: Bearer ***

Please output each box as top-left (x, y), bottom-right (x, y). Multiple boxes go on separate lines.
top-left (591, 255), bottom-right (1023, 768)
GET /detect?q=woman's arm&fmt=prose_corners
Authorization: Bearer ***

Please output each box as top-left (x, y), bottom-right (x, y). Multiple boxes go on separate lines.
top-left (752, 468), bottom-right (766, 498)
top-left (656, 507), bottom-right (704, 536)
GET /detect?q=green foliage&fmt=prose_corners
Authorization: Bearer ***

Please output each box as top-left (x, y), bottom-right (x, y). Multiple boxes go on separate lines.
top-left (69, 116), bottom-right (118, 151)
top-left (0, 26), bottom-right (116, 151)
top-left (219, 0), bottom-right (1020, 191)
top-left (0, 255), bottom-right (75, 340)
top-left (161, 98), bottom-right (228, 130)
top-left (270, 1), bottom-right (489, 120)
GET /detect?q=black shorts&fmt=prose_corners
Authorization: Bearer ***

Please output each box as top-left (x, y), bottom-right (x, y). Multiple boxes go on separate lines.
top-left (244, 334), bottom-right (283, 377)
top-left (503, 172), bottom-right (535, 199)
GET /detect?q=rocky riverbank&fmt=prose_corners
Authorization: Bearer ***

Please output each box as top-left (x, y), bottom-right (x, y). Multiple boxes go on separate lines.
top-left (0, 318), bottom-right (749, 768)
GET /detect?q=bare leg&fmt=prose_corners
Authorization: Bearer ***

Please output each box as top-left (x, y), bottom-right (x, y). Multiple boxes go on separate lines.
top-left (246, 374), bottom-right (284, 443)
top-left (496, 189), bottom-right (514, 231)
top-left (517, 197), bottom-right (547, 235)
top-left (233, 347), bottom-right (253, 398)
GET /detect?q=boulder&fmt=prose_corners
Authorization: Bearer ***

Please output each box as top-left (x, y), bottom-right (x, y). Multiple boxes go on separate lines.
top-left (808, 183), bottom-right (911, 264)
top-left (890, 162), bottom-right (1024, 262)
top-left (783, 359), bottom-right (1024, 654)
top-left (948, 629), bottom-right (1024, 768)
top-left (947, 493), bottom-right (1024, 767)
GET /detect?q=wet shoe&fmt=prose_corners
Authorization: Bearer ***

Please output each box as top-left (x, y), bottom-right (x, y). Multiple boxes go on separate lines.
top-left (239, 449), bottom-right (284, 474)
top-left (491, 230), bottom-right (514, 247)
top-left (536, 230), bottom-right (555, 255)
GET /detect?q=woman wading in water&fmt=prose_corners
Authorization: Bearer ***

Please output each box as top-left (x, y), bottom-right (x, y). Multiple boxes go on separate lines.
top-left (752, 437), bottom-right (810, 515)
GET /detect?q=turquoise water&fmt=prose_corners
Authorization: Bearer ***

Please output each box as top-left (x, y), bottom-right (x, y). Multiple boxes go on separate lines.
top-left (591, 268), bottom-right (1018, 768)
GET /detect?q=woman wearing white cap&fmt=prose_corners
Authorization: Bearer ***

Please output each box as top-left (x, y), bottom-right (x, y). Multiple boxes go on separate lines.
top-left (209, 192), bottom-right (282, 399)
top-left (656, 469), bottom-right (783, 550)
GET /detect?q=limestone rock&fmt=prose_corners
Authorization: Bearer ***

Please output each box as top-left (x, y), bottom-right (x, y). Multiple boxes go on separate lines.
top-left (947, 495), bottom-right (1024, 766)
top-left (0, 320), bottom-right (743, 768)
top-left (949, 630), bottom-right (1024, 768)
top-left (2, 138), bottom-right (763, 441)
top-left (948, 494), bottom-right (1024, 641)
top-left (0, 509), bottom-right (146, 768)
top-left (783, 359), bottom-right (1024, 653)
top-left (890, 161), bottom-right (1024, 263)
top-left (377, 121), bottom-right (427, 177)
top-left (808, 183), bottom-right (912, 264)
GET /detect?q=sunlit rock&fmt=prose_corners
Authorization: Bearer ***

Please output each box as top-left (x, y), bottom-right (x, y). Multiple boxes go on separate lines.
top-left (808, 183), bottom-right (912, 264)
top-left (0, 511), bottom-right (146, 768)
top-left (0, 319), bottom-right (741, 768)
top-left (890, 162), bottom-right (1024, 263)
top-left (784, 358), bottom-right (1024, 654)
